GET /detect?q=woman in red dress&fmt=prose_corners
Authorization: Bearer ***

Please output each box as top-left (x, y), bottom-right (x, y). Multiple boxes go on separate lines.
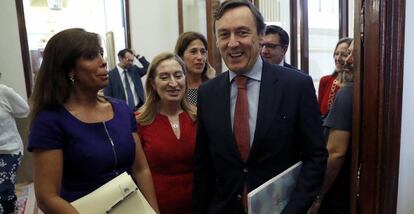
top-left (136, 52), bottom-right (196, 214)
top-left (318, 37), bottom-right (353, 117)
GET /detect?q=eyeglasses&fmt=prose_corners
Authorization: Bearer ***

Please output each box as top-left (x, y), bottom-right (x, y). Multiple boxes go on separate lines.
top-left (259, 43), bottom-right (284, 50)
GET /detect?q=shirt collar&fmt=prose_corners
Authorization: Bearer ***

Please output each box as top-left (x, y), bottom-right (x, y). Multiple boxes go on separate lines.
top-left (278, 59), bottom-right (284, 67)
top-left (117, 65), bottom-right (130, 77)
top-left (229, 56), bottom-right (263, 82)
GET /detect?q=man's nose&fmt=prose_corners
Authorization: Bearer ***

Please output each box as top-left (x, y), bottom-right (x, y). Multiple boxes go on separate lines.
top-left (228, 34), bottom-right (239, 47)
top-left (261, 45), bottom-right (269, 54)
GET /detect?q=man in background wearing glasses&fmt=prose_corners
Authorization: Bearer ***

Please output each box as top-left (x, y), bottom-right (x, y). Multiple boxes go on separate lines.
top-left (260, 25), bottom-right (297, 70)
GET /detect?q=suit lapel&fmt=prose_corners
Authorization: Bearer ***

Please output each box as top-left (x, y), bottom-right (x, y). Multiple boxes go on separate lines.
top-left (130, 68), bottom-right (145, 102)
top-left (250, 63), bottom-right (282, 154)
top-left (112, 68), bottom-right (126, 100)
top-left (213, 72), bottom-right (243, 161)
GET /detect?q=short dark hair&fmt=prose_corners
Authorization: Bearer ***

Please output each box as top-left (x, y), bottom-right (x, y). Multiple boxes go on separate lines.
top-left (265, 25), bottom-right (289, 47)
top-left (118, 48), bottom-right (134, 58)
top-left (213, 0), bottom-right (265, 35)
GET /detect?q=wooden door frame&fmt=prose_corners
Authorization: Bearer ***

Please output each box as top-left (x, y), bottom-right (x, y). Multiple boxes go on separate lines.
top-left (353, 0), bottom-right (405, 213)
top-left (15, 0), bottom-right (32, 97)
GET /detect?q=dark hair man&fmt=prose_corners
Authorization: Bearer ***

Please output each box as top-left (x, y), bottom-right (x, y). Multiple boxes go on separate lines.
top-left (261, 25), bottom-right (296, 69)
top-left (192, 0), bottom-right (327, 213)
top-left (104, 48), bottom-right (149, 110)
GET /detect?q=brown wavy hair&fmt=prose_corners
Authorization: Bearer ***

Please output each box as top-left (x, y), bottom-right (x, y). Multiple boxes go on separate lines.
top-left (174, 31), bottom-right (216, 81)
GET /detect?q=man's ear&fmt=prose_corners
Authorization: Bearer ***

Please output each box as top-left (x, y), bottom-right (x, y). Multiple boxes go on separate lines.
top-left (283, 46), bottom-right (289, 54)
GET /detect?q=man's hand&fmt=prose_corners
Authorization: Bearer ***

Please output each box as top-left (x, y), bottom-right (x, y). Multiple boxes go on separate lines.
top-left (131, 49), bottom-right (140, 58)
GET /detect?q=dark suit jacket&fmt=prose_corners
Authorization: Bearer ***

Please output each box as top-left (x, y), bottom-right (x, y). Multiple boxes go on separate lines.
top-left (104, 57), bottom-right (149, 109)
top-left (193, 61), bottom-right (328, 214)
top-left (284, 61), bottom-right (297, 70)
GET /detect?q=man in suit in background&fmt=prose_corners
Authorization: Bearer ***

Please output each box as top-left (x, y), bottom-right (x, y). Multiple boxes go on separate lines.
top-left (193, 0), bottom-right (327, 213)
top-left (260, 25), bottom-right (297, 70)
top-left (104, 48), bottom-right (149, 110)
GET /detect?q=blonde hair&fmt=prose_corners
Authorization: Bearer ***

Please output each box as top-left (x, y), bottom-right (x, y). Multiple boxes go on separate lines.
top-left (137, 52), bottom-right (196, 126)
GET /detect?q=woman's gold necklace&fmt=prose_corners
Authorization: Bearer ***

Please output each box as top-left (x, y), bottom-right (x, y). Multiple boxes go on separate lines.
top-left (169, 119), bottom-right (179, 129)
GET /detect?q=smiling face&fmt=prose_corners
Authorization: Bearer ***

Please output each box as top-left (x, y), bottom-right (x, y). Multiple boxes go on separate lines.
top-left (151, 59), bottom-right (186, 104)
top-left (334, 42), bottom-right (350, 72)
top-left (183, 39), bottom-right (207, 76)
top-left (215, 6), bottom-right (262, 74)
top-left (71, 50), bottom-right (108, 91)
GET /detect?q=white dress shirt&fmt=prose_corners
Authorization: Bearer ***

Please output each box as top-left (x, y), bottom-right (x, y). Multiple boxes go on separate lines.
top-left (116, 65), bottom-right (139, 107)
top-left (229, 57), bottom-right (263, 146)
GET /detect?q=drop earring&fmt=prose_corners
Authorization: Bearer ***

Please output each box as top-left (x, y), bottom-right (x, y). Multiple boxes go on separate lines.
top-left (69, 74), bottom-right (75, 84)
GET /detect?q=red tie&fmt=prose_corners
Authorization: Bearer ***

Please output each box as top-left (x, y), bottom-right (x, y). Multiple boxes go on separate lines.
top-left (234, 75), bottom-right (250, 161)
top-left (234, 75), bottom-right (250, 211)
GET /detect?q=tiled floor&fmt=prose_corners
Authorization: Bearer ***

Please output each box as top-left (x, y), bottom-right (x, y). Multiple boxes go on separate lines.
top-left (15, 183), bottom-right (42, 214)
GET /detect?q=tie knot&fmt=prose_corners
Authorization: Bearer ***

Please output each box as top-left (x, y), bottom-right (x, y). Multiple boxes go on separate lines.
top-left (235, 75), bottom-right (248, 89)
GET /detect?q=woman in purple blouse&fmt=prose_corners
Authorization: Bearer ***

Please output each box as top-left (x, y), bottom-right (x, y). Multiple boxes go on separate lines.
top-left (28, 28), bottom-right (159, 213)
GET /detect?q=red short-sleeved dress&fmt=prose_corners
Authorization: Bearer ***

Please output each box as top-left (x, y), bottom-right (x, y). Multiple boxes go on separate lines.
top-left (137, 112), bottom-right (196, 214)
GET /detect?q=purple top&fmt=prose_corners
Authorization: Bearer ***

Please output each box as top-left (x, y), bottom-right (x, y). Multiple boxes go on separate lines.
top-left (28, 98), bottom-right (136, 202)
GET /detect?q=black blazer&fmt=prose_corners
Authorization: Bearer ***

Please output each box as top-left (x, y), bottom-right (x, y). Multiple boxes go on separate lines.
top-left (104, 57), bottom-right (149, 109)
top-left (193, 61), bottom-right (328, 214)
top-left (283, 61), bottom-right (297, 70)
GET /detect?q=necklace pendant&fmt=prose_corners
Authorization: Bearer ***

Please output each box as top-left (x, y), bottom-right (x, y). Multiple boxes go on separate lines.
top-left (171, 123), bottom-right (179, 129)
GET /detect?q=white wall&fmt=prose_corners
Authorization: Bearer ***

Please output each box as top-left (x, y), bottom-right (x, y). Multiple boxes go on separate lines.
top-left (0, 1), bottom-right (27, 99)
top-left (129, 0), bottom-right (179, 61)
top-left (397, 1), bottom-right (414, 213)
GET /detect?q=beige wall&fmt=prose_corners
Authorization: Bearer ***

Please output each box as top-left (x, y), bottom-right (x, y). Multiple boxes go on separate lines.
top-left (0, 1), bottom-right (33, 183)
top-left (0, 1), bottom-right (27, 98)
top-left (397, 1), bottom-right (414, 213)
top-left (129, 0), bottom-right (179, 61)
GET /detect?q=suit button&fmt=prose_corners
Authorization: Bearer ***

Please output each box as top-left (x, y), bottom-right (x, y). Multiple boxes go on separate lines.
top-left (237, 194), bottom-right (242, 200)
top-left (243, 168), bottom-right (248, 173)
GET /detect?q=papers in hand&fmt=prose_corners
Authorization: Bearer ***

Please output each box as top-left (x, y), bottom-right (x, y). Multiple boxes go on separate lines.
top-left (247, 162), bottom-right (302, 214)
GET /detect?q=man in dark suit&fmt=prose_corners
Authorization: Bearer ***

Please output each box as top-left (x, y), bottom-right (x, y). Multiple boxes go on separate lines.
top-left (104, 48), bottom-right (149, 110)
top-left (192, 1), bottom-right (328, 213)
top-left (260, 25), bottom-right (297, 70)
